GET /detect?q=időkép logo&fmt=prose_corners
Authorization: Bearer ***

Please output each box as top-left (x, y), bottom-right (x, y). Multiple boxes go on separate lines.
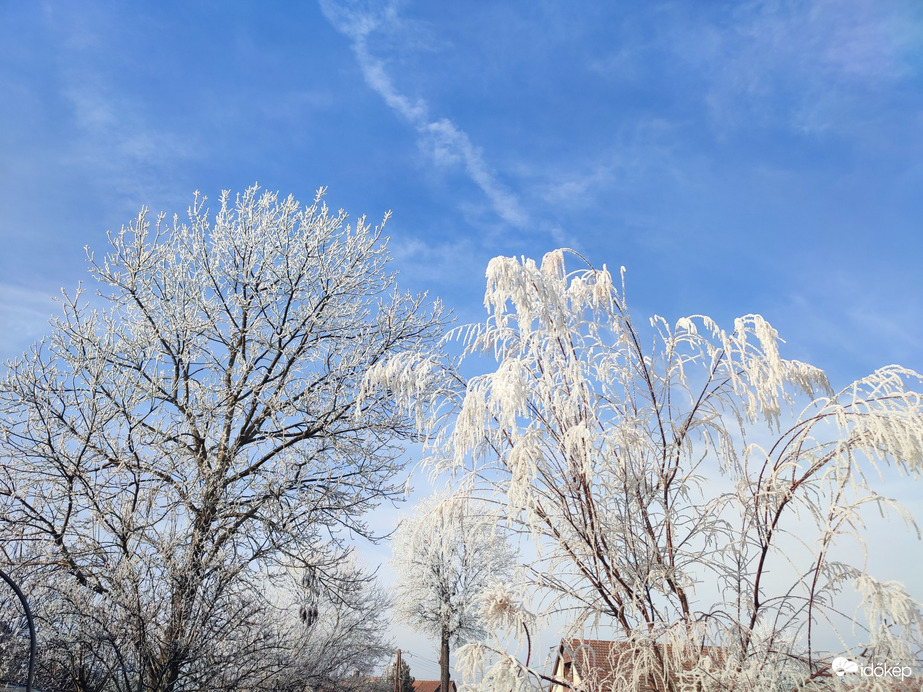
top-left (831, 657), bottom-right (913, 680)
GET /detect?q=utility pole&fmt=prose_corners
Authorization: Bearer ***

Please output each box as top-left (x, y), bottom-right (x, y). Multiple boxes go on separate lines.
top-left (394, 649), bottom-right (402, 692)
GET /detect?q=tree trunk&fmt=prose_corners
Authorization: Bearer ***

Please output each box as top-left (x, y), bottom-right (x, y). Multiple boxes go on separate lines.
top-left (439, 627), bottom-right (450, 692)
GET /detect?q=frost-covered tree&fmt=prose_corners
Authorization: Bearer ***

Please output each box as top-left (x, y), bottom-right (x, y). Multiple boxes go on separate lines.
top-left (0, 558), bottom-right (391, 692)
top-left (0, 186), bottom-right (446, 691)
top-left (383, 250), bottom-right (923, 691)
top-left (392, 493), bottom-right (514, 692)
top-left (290, 563), bottom-right (392, 691)
top-left (213, 558), bottom-right (393, 692)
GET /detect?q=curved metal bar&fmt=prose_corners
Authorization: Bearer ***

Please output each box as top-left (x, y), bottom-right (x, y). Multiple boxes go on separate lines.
top-left (0, 568), bottom-right (36, 692)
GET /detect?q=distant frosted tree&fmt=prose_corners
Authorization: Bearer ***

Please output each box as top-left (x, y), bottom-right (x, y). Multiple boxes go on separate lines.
top-left (392, 493), bottom-right (514, 692)
top-left (0, 185), bottom-right (446, 691)
top-left (379, 249), bottom-right (923, 691)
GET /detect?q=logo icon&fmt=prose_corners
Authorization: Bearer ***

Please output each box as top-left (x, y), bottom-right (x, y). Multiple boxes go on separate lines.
top-left (832, 657), bottom-right (859, 676)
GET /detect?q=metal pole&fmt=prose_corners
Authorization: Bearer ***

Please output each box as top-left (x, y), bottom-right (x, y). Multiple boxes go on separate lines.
top-left (0, 567), bottom-right (36, 692)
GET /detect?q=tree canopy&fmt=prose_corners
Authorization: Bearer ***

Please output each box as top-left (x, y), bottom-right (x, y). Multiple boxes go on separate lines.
top-left (396, 250), bottom-right (923, 691)
top-left (392, 492), bottom-right (513, 692)
top-left (0, 186), bottom-right (445, 690)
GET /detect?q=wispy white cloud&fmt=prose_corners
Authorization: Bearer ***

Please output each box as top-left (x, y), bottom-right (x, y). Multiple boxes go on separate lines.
top-left (540, 164), bottom-right (616, 207)
top-left (387, 235), bottom-right (493, 312)
top-left (61, 77), bottom-right (197, 189)
top-left (319, 0), bottom-right (529, 228)
top-left (0, 284), bottom-right (60, 361)
top-left (775, 271), bottom-right (923, 385)
top-left (18, 5), bottom-right (201, 207)
top-left (528, 115), bottom-right (686, 215)
top-left (685, 0), bottom-right (921, 134)
top-left (584, 1), bottom-right (921, 138)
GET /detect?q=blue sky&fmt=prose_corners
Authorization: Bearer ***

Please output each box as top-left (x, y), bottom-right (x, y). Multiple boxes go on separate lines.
top-left (3, 0), bottom-right (922, 382)
top-left (2, 0), bottom-right (923, 675)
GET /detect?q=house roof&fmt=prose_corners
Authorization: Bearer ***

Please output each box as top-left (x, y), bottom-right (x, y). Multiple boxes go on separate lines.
top-left (558, 638), bottom-right (618, 666)
top-left (553, 640), bottom-right (922, 691)
top-left (412, 681), bottom-right (456, 692)
top-left (552, 638), bottom-right (729, 691)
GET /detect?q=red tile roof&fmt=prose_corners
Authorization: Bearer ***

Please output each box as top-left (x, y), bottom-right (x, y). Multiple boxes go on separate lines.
top-left (412, 681), bottom-right (456, 692)
top-left (552, 638), bottom-right (729, 692)
top-left (553, 640), bottom-right (922, 691)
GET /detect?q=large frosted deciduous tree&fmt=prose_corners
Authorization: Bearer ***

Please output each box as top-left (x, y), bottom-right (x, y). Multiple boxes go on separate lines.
top-left (0, 186), bottom-right (445, 691)
top-left (400, 250), bottom-right (923, 691)
top-left (392, 493), bottom-right (514, 692)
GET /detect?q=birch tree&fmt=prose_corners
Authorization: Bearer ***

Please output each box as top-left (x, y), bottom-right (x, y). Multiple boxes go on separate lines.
top-left (0, 185), bottom-right (445, 691)
top-left (392, 493), bottom-right (514, 692)
top-left (396, 250), bottom-right (923, 691)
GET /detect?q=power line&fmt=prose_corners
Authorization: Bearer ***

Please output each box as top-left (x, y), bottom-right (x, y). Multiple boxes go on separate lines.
top-left (403, 650), bottom-right (441, 667)
top-left (383, 649), bottom-right (443, 682)
top-left (405, 663), bottom-right (441, 677)
top-left (387, 648), bottom-right (441, 668)
top-left (400, 650), bottom-right (444, 679)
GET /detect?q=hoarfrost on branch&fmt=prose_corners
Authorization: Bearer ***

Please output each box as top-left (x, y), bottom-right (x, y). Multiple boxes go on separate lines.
top-left (0, 185), bottom-right (445, 690)
top-left (401, 249), bottom-right (923, 691)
